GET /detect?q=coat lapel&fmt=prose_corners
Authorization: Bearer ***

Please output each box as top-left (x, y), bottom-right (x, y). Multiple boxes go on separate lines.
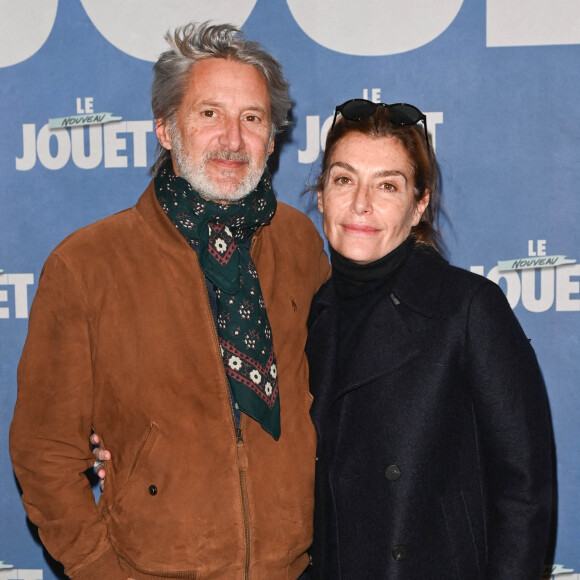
top-left (308, 246), bottom-right (449, 407)
top-left (334, 290), bottom-right (420, 400)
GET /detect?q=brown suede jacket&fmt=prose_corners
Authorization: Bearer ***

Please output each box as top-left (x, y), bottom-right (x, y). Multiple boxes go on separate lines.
top-left (10, 181), bottom-right (330, 580)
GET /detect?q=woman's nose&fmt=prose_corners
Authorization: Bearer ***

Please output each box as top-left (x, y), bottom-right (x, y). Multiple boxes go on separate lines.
top-left (351, 187), bottom-right (372, 214)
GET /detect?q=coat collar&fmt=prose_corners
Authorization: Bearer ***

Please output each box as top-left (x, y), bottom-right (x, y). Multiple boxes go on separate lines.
top-left (307, 245), bottom-right (449, 406)
top-left (389, 245), bottom-right (449, 318)
top-left (311, 244), bottom-right (449, 319)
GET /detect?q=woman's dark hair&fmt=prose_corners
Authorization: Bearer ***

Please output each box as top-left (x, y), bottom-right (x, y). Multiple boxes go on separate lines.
top-left (317, 106), bottom-right (444, 253)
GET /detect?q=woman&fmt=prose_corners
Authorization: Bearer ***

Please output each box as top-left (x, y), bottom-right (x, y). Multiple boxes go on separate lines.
top-left (306, 99), bottom-right (553, 579)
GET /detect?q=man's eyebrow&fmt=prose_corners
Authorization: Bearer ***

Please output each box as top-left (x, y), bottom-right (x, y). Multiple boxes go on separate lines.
top-left (196, 100), bottom-right (269, 115)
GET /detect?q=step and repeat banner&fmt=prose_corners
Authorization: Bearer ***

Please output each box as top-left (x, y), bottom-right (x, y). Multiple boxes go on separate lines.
top-left (1, 1), bottom-right (579, 578)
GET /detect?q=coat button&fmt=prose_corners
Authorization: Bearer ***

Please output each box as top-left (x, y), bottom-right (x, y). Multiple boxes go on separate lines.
top-left (385, 464), bottom-right (401, 481)
top-left (392, 545), bottom-right (409, 561)
top-left (148, 484), bottom-right (158, 496)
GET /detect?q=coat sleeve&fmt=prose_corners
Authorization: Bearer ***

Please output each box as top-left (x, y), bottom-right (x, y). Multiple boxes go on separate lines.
top-left (465, 280), bottom-right (554, 580)
top-left (9, 252), bottom-right (128, 580)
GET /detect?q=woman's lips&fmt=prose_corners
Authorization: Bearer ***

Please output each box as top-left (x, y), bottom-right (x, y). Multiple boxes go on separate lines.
top-left (342, 223), bottom-right (379, 235)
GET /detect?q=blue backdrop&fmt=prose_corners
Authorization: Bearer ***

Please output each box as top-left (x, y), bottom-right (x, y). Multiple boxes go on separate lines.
top-left (1, 1), bottom-right (578, 578)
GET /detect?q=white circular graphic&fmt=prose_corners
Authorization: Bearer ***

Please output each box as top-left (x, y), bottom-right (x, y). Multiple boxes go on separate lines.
top-left (80, 0), bottom-right (259, 62)
top-left (0, 0), bottom-right (58, 67)
top-left (287, 0), bottom-right (464, 56)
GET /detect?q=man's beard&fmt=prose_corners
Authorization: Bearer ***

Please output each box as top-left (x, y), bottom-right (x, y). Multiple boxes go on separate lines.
top-left (169, 122), bottom-right (268, 203)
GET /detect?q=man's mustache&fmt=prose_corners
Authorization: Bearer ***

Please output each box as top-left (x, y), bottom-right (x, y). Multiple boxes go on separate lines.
top-left (206, 149), bottom-right (251, 163)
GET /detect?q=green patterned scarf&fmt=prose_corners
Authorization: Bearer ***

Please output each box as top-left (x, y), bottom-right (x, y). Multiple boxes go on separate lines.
top-left (155, 164), bottom-right (281, 440)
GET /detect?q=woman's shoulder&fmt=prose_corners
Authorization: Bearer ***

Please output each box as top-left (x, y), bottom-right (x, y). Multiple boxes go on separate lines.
top-left (397, 245), bottom-right (510, 316)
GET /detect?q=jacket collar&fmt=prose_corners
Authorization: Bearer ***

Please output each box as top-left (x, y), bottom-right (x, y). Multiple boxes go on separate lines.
top-left (307, 245), bottom-right (449, 404)
top-left (134, 180), bottom-right (268, 260)
top-left (312, 244), bottom-right (448, 319)
top-left (389, 245), bottom-right (449, 318)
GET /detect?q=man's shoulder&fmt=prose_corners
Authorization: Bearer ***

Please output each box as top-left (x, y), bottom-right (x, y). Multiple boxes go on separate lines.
top-left (52, 204), bottom-right (138, 257)
top-left (270, 201), bottom-right (321, 239)
top-left (52, 183), bottom-right (156, 260)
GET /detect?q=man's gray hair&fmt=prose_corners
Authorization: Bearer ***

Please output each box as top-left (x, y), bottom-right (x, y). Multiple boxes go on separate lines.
top-left (150, 21), bottom-right (292, 175)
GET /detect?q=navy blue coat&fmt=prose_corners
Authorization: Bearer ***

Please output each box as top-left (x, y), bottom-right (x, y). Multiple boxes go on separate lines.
top-left (306, 246), bottom-right (553, 580)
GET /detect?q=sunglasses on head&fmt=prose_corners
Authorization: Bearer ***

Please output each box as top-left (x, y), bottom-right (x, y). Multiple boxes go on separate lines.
top-left (331, 99), bottom-right (431, 156)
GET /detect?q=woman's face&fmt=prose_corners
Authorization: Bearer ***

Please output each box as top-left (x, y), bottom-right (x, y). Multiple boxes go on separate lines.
top-left (318, 133), bottom-right (429, 264)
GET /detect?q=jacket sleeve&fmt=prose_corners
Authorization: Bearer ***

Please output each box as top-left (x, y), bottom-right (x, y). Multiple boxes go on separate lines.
top-left (465, 280), bottom-right (554, 580)
top-left (9, 252), bottom-right (128, 580)
top-left (316, 245), bottom-right (331, 290)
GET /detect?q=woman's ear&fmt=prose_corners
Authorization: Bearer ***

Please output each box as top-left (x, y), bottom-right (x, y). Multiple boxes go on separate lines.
top-left (413, 189), bottom-right (430, 225)
top-left (317, 189), bottom-right (324, 214)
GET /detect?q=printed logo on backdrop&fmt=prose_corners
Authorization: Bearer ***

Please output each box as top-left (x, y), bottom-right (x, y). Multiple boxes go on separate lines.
top-left (0, 560), bottom-right (42, 580)
top-left (16, 98), bottom-right (153, 171)
top-left (0, 271), bottom-right (34, 320)
top-left (297, 88), bottom-right (444, 165)
top-left (543, 563), bottom-right (577, 579)
top-left (471, 240), bottom-right (579, 312)
top-left (2, 0), bottom-right (578, 69)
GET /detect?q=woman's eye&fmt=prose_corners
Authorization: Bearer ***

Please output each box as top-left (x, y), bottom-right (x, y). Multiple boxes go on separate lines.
top-left (336, 176), bottom-right (351, 185)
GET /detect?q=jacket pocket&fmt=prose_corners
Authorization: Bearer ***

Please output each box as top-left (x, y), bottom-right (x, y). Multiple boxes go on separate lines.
top-left (110, 420), bottom-right (159, 512)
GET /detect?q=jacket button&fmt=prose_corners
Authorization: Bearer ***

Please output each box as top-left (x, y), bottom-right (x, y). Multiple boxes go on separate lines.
top-left (392, 545), bottom-right (409, 561)
top-left (385, 464), bottom-right (401, 481)
top-left (148, 485), bottom-right (158, 496)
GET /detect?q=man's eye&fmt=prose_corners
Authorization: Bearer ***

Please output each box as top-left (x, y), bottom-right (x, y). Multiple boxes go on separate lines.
top-left (336, 176), bottom-right (351, 185)
top-left (246, 115), bottom-right (260, 122)
top-left (202, 110), bottom-right (215, 118)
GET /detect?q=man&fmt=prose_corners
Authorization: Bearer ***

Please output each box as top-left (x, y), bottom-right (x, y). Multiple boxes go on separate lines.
top-left (10, 22), bottom-right (329, 580)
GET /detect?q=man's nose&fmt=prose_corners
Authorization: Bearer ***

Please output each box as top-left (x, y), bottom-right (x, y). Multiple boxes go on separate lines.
top-left (219, 117), bottom-right (243, 151)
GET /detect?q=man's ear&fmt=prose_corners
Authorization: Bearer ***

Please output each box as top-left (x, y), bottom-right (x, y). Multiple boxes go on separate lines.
top-left (155, 119), bottom-right (172, 150)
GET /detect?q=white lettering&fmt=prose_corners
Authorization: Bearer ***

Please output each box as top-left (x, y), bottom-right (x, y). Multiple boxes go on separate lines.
top-left (104, 122), bottom-right (128, 168)
top-left (126, 120), bottom-right (152, 167)
top-left (0, 289), bottom-right (8, 319)
top-left (297, 111), bottom-right (444, 164)
top-left (470, 264), bottom-right (580, 312)
top-left (0, 273), bottom-right (35, 318)
top-left (15, 124), bottom-right (37, 170)
top-left (521, 268), bottom-right (554, 313)
top-left (76, 97), bottom-right (94, 114)
top-left (556, 264), bottom-right (580, 311)
top-left (37, 125), bottom-right (70, 170)
top-left (528, 239), bottom-right (547, 256)
top-left (362, 88), bottom-right (381, 102)
top-left (14, 121), bottom-right (154, 171)
top-left (71, 125), bottom-right (103, 169)
top-left (0, 570), bottom-right (44, 580)
top-left (298, 115), bottom-right (322, 164)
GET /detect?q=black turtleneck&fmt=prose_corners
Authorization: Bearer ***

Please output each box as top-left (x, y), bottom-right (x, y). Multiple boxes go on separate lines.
top-left (329, 238), bottom-right (414, 368)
